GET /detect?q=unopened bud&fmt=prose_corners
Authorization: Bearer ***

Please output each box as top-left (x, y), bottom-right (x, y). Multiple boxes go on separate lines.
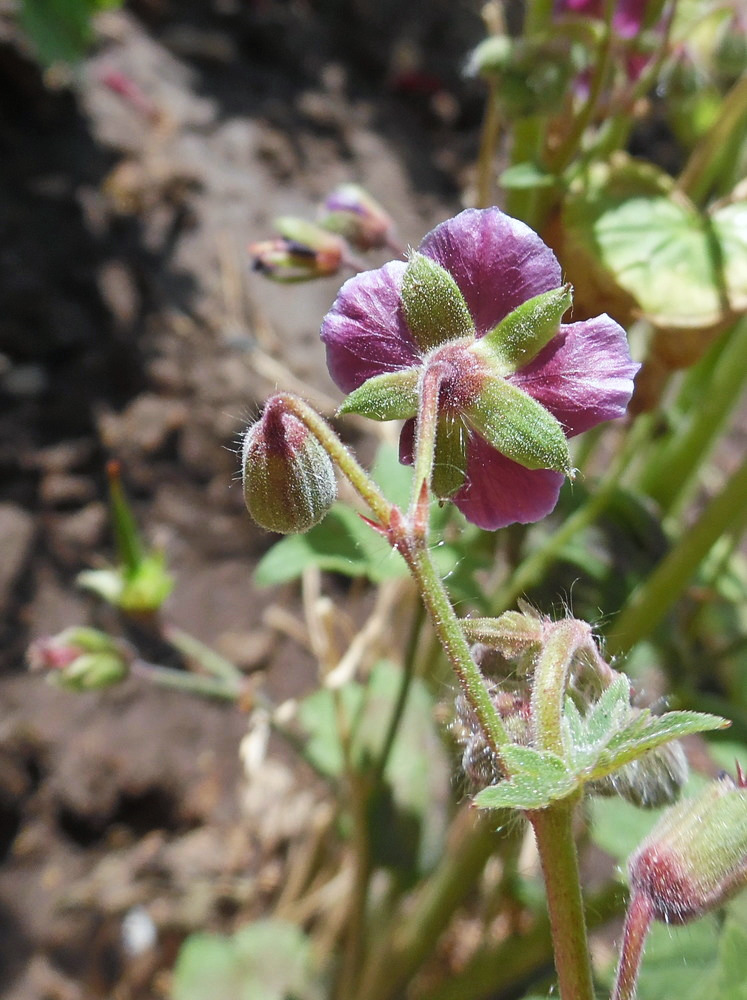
top-left (591, 738), bottom-right (689, 809)
top-left (242, 397), bottom-right (337, 534)
top-left (628, 770), bottom-right (747, 924)
top-left (28, 627), bottom-right (129, 691)
top-left (249, 218), bottom-right (344, 282)
top-left (453, 679), bottom-right (530, 789)
top-left (318, 184), bottom-right (394, 251)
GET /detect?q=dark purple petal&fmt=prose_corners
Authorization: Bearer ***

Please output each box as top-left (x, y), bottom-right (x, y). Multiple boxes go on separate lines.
top-left (510, 315), bottom-right (638, 437)
top-left (398, 418), bottom-right (415, 465)
top-left (321, 261), bottom-right (421, 392)
top-left (454, 434), bottom-right (565, 530)
top-left (418, 208), bottom-right (562, 338)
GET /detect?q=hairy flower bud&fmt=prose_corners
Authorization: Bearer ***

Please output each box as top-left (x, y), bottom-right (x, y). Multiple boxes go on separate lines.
top-left (628, 771), bottom-right (747, 924)
top-left (319, 183), bottom-right (394, 250)
top-left (591, 738), bottom-right (689, 808)
top-left (27, 627), bottom-right (130, 691)
top-left (242, 397), bottom-right (337, 534)
top-left (249, 218), bottom-right (344, 282)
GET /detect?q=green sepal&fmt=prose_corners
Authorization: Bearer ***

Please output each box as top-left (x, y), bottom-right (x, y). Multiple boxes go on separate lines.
top-left (432, 414), bottom-right (468, 499)
top-left (337, 368), bottom-right (420, 421)
top-left (473, 285), bottom-right (573, 374)
top-left (401, 253), bottom-right (474, 353)
top-left (465, 377), bottom-right (571, 474)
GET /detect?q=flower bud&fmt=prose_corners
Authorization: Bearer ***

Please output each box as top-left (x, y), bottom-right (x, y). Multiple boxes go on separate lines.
top-left (249, 218), bottom-right (344, 282)
top-left (628, 771), bottom-right (747, 924)
top-left (591, 738), bottom-right (689, 809)
top-left (27, 627), bottom-right (130, 691)
top-left (318, 184), bottom-right (394, 251)
top-left (242, 397), bottom-right (337, 534)
top-left (453, 679), bottom-right (530, 790)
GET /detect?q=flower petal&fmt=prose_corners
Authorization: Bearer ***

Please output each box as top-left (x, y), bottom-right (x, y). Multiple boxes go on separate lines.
top-left (321, 260), bottom-right (421, 392)
top-left (454, 434), bottom-right (565, 530)
top-left (418, 208), bottom-right (562, 337)
top-left (510, 315), bottom-right (639, 437)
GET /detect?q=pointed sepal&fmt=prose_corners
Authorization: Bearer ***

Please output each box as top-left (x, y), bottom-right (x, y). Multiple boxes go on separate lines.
top-left (337, 367), bottom-right (419, 421)
top-left (401, 252), bottom-right (474, 353)
top-left (473, 285), bottom-right (573, 374)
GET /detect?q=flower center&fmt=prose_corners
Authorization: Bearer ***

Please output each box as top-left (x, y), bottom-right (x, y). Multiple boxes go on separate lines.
top-left (427, 340), bottom-right (487, 413)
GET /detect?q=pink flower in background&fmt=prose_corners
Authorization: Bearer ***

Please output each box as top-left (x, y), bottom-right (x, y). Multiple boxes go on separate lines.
top-left (555, 0), bottom-right (651, 39)
top-left (321, 208), bottom-right (638, 530)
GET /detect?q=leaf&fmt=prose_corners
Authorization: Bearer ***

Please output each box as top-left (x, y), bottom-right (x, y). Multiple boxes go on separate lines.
top-left (474, 745), bottom-right (576, 811)
top-left (499, 162), bottom-right (557, 190)
top-left (254, 503), bottom-right (407, 585)
top-left (338, 368), bottom-right (419, 421)
top-left (588, 709), bottom-right (729, 781)
top-left (172, 920), bottom-right (325, 1000)
top-left (21, 0), bottom-right (121, 65)
top-left (716, 895), bottom-right (747, 999)
top-left (562, 157), bottom-right (747, 335)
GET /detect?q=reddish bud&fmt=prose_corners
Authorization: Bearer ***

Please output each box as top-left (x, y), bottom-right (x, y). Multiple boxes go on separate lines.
top-left (241, 397), bottom-right (337, 534)
top-left (249, 219), bottom-right (344, 282)
top-left (319, 183), bottom-right (394, 250)
top-left (628, 771), bottom-right (747, 924)
top-left (28, 627), bottom-right (130, 691)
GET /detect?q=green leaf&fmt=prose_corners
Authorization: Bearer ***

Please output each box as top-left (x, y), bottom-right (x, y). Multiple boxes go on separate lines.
top-left (401, 253), bottom-right (474, 353)
top-left (338, 368), bottom-right (420, 421)
top-left (254, 503), bottom-right (407, 585)
top-left (172, 920), bottom-right (325, 1000)
top-left (474, 745), bottom-right (576, 811)
top-left (499, 162), bottom-right (557, 190)
top-left (20, 0), bottom-right (121, 65)
top-left (716, 895), bottom-right (747, 999)
top-left (465, 377), bottom-right (571, 473)
top-left (297, 662), bottom-right (449, 874)
top-left (474, 285), bottom-right (572, 373)
top-left (589, 709), bottom-right (729, 781)
top-left (563, 158), bottom-right (747, 332)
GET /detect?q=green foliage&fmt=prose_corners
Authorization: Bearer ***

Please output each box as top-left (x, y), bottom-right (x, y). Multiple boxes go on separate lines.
top-left (20, 0), bottom-right (122, 65)
top-left (297, 660), bottom-right (450, 874)
top-left (171, 920), bottom-right (325, 1000)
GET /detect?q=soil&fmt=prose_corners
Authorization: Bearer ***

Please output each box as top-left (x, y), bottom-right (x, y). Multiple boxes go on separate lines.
top-left (0, 2), bottom-right (490, 996)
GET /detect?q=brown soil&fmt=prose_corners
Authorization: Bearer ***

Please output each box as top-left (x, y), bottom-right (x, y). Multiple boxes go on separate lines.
top-left (0, 2), bottom-right (488, 996)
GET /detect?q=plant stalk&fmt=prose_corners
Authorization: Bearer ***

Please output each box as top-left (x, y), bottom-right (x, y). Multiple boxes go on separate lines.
top-left (528, 799), bottom-right (595, 1000)
top-left (611, 890), bottom-right (654, 1000)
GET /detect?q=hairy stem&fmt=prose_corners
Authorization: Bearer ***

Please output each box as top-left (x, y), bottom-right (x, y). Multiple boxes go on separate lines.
top-left (611, 890), bottom-right (654, 1000)
top-left (529, 800), bottom-right (595, 1000)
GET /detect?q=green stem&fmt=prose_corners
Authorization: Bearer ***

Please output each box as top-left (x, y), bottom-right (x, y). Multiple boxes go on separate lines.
top-left (275, 392), bottom-right (393, 529)
top-left (611, 890), bottom-right (654, 1000)
top-left (371, 600), bottom-right (424, 786)
top-left (530, 620), bottom-right (588, 754)
top-left (409, 364), bottom-right (444, 532)
top-left (476, 78), bottom-right (502, 209)
top-left (505, 115), bottom-right (547, 226)
top-left (638, 320), bottom-right (747, 517)
top-left (357, 811), bottom-right (501, 1000)
top-left (676, 72), bottom-right (747, 205)
top-left (492, 417), bottom-right (651, 613)
top-left (524, 0), bottom-right (555, 33)
top-left (528, 800), bottom-right (595, 1000)
top-left (130, 658), bottom-right (243, 701)
top-left (408, 543), bottom-right (510, 762)
top-left (162, 623), bottom-right (244, 684)
top-left (606, 456), bottom-right (747, 657)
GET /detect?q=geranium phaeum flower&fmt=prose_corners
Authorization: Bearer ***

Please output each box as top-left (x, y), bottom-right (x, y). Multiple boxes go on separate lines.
top-left (321, 208), bottom-right (638, 530)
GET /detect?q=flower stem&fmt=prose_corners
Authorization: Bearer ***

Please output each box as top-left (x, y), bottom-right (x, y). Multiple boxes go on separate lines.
top-left (407, 542), bottom-right (510, 763)
top-left (611, 890), bottom-right (654, 1000)
top-left (638, 320), bottom-right (747, 517)
top-left (530, 620), bottom-right (588, 754)
top-left (677, 72), bottom-right (747, 205)
top-left (274, 392), bottom-right (393, 528)
top-left (130, 658), bottom-right (243, 700)
top-left (528, 799), bottom-right (595, 1000)
top-left (476, 78), bottom-right (502, 209)
top-left (606, 455), bottom-right (747, 656)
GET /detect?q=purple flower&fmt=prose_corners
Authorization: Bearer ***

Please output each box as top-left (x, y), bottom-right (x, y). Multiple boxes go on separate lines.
top-left (554, 0), bottom-right (651, 39)
top-left (321, 208), bottom-right (638, 530)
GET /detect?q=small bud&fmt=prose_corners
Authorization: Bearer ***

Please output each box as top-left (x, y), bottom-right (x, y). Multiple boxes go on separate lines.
top-left (628, 771), bottom-right (747, 924)
top-left (249, 219), bottom-right (344, 282)
top-left (591, 739), bottom-right (689, 809)
top-left (242, 397), bottom-right (337, 534)
top-left (318, 184), bottom-right (394, 251)
top-left (28, 627), bottom-right (130, 691)
top-left (453, 679), bottom-right (530, 790)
